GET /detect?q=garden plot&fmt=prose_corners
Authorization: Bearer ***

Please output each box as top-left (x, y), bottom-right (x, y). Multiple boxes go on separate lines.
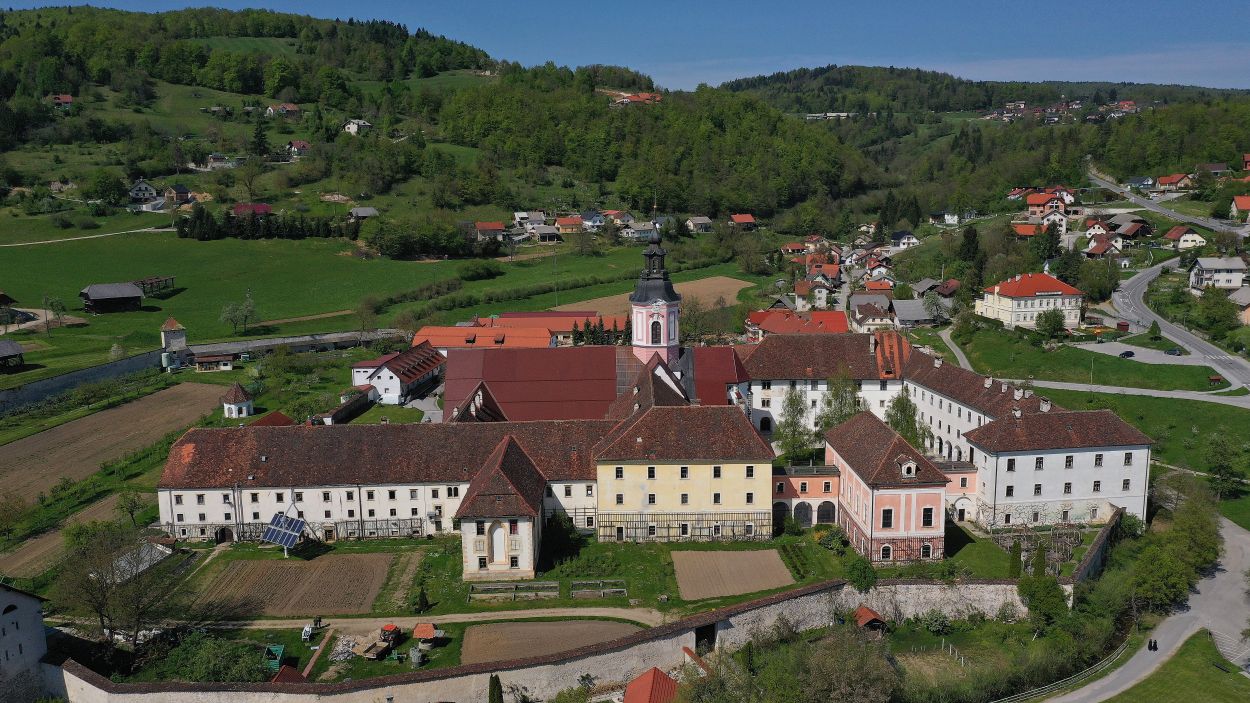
top-left (551, 276), bottom-right (751, 316)
top-left (196, 553), bottom-right (392, 616)
top-left (671, 550), bottom-right (794, 600)
top-left (459, 620), bottom-right (641, 665)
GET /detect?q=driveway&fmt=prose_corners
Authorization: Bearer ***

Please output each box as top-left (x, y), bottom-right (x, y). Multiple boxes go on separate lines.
top-left (1073, 341), bottom-right (1207, 366)
top-left (1048, 517), bottom-right (1250, 701)
top-left (408, 382), bottom-right (444, 422)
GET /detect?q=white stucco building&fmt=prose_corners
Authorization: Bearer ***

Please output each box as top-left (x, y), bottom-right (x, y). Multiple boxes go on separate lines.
top-left (0, 584), bottom-right (47, 701)
top-left (975, 272), bottom-right (1084, 329)
top-left (1190, 257), bottom-right (1247, 291)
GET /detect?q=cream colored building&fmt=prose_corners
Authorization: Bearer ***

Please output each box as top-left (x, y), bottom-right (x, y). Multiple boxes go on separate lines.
top-left (975, 272), bottom-right (1084, 329)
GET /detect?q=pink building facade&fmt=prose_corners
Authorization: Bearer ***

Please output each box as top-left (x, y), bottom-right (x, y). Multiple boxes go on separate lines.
top-left (771, 467), bottom-right (839, 528)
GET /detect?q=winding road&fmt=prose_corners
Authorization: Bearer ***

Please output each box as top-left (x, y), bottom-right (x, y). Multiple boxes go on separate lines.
top-left (1087, 166), bottom-right (1248, 237)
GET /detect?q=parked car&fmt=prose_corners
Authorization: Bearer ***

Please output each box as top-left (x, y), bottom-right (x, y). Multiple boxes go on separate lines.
top-left (1118, 350), bottom-right (1135, 358)
top-left (1165, 348), bottom-right (1183, 356)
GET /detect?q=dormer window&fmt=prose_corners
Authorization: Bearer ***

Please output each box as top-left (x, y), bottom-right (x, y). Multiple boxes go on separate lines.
top-left (900, 458), bottom-right (917, 478)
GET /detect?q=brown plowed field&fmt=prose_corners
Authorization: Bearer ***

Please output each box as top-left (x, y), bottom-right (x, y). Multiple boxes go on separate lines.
top-left (551, 276), bottom-right (752, 316)
top-left (197, 553), bottom-right (392, 616)
top-left (671, 550), bottom-right (794, 600)
top-left (0, 494), bottom-right (121, 578)
top-left (460, 620), bottom-right (641, 665)
top-left (0, 383), bottom-right (222, 501)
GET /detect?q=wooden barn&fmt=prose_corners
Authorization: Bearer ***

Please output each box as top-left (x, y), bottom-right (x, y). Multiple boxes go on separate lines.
top-left (79, 282), bottom-right (143, 313)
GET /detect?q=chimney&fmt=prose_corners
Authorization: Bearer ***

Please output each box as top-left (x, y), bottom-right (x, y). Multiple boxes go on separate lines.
top-left (1012, 406), bottom-right (1022, 419)
top-left (983, 376), bottom-right (992, 388)
top-left (933, 356), bottom-right (942, 368)
top-left (1024, 389), bottom-right (1034, 398)
top-left (869, 335), bottom-right (877, 353)
top-left (1001, 382), bottom-right (1009, 393)
top-left (1040, 397), bottom-right (1052, 412)
top-left (1013, 388), bottom-right (1023, 401)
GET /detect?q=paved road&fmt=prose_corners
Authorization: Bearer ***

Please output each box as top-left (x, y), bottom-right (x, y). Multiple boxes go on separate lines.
top-left (1088, 167), bottom-right (1249, 236)
top-left (1019, 379), bottom-right (1250, 410)
top-left (1048, 517), bottom-right (1250, 702)
top-left (938, 327), bottom-right (973, 370)
top-left (1072, 341), bottom-right (1207, 366)
top-left (1112, 261), bottom-right (1250, 388)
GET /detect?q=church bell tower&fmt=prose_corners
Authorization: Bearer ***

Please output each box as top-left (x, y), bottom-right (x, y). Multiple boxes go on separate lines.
top-left (629, 230), bottom-right (681, 364)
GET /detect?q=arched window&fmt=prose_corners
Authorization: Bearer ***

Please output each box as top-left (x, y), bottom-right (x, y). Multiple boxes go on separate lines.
top-left (921, 543), bottom-right (932, 558)
top-left (650, 320), bottom-right (661, 344)
top-left (759, 416), bottom-right (772, 432)
top-left (880, 545), bottom-right (892, 561)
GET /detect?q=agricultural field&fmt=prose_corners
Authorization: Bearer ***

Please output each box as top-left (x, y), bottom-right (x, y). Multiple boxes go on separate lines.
top-left (552, 275), bottom-right (753, 316)
top-left (0, 493), bottom-right (122, 578)
top-left (459, 620), bottom-right (641, 665)
top-left (0, 382), bottom-right (221, 501)
top-left (671, 550), bottom-right (794, 600)
top-left (195, 553), bottom-right (392, 616)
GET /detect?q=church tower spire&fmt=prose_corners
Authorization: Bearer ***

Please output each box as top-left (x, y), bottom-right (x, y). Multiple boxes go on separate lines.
top-left (629, 230), bottom-right (681, 364)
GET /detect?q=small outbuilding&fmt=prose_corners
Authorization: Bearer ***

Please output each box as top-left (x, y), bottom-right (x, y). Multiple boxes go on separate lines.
top-left (220, 382), bottom-right (254, 419)
top-left (854, 604), bottom-right (887, 632)
top-left (0, 339), bottom-right (24, 369)
top-left (79, 282), bottom-right (143, 313)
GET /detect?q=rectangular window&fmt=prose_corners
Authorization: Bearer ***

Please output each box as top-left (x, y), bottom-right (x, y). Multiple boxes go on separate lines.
top-left (1033, 483), bottom-right (1042, 496)
top-left (388, 490), bottom-right (396, 500)
top-left (586, 485), bottom-right (594, 497)
top-left (680, 523), bottom-right (689, 537)
top-left (959, 477), bottom-right (968, 488)
top-left (1007, 459), bottom-right (1016, 472)
top-left (176, 513), bottom-right (184, 522)
top-left (348, 509), bottom-right (355, 517)
top-left (389, 508), bottom-right (396, 517)
top-left (449, 486), bottom-right (460, 498)
top-left (1063, 482), bottom-right (1072, 494)
top-left (1093, 481), bottom-right (1102, 493)
top-left (647, 467), bottom-right (656, 480)
top-left (276, 492), bottom-right (284, 503)
top-left (434, 505), bottom-right (443, 517)
top-left (509, 519), bottom-right (518, 535)
top-left (1032, 511), bottom-right (1040, 523)
top-left (1064, 455), bottom-right (1074, 469)
top-left (196, 494), bottom-right (205, 505)
top-left (680, 466), bottom-right (689, 479)
top-left (776, 482), bottom-right (784, 494)
top-left (1004, 513), bottom-right (1012, 525)
top-left (1122, 478), bottom-right (1131, 491)
top-left (823, 481), bottom-right (832, 493)
top-left (745, 523), bottom-right (755, 536)
top-left (222, 493), bottom-right (231, 504)
top-left (223, 512), bottom-right (232, 522)
top-left (409, 489), bottom-right (417, 500)
top-left (324, 491), bottom-right (332, 502)
top-left (1094, 454), bottom-right (1104, 467)
top-left (411, 508), bottom-right (419, 516)
top-left (713, 492), bottom-right (721, 504)
top-left (881, 509), bottom-right (893, 529)
top-left (510, 556), bottom-right (519, 569)
top-left (1090, 507), bottom-right (1099, 520)
top-left (615, 467), bottom-right (624, 479)
top-left (174, 495), bottom-right (183, 505)
top-left (1006, 485), bottom-right (1015, 497)
top-left (251, 512), bottom-right (259, 520)
top-left (761, 381), bottom-right (772, 390)
top-left (478, 557), bottom-right (487, 569)
top-left (1123, 452), bottom-right (1133, 466)
top-left (366, 490), bottom-right (375, 500)
top-left (880, 380), bottom-right (888, 391)
top-left (800, 482), bottom-right (808, 493)
top-left (648, 494), bottom-right (656, 505)
top-left (1034, 457), bottom-right (1044, 470)
top-left (476, 521), bottom-right (485, 535)
top-left (564, 485), bottom-right (572, 497)
top-left (649, 524), bottom-right (657, 537)
top-left (615, 494), bottom-right (624, 505)
top-left (586, 516), bottom-right (594, 528)
top-left (681, 493), bottom-right (689, 505)
top-left (746, 492), bottom-right (754, 504)
top-left (746, 465), bottom-right (755, 478)
top-left (198, 513), bottom-right (206, 521)
top-left (761, 398), bottom-right (771, 408)
top-left (922, 507), bottom-right (934, 527)
top-left (431, 489), bottom-right (439, 499)
top-left (367, 509), bottom-right (375, 517)
top-left (346, 491), bottom-right (354, 501)
top-left (713, 466), bottom-right (722, 478)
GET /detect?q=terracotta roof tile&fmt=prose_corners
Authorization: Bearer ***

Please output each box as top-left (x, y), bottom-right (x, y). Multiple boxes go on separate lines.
top-left (903, 354), bottom-right (1056, 418)
top-left (984, 272), bottom-right (1082, 298)
top-left (593, 406), bottom-right (773, 463)
top-left (825, 412), bottom-right (947, 488)
top-left (624, 667), bottom-right (678, 703)
top-left (742, 332), bottom-right (905, 379)
top-left (964, 409), bottom-right (1152, 453)
top-left (454, 436), bottom-right (547, 519)
top-left (691, 346), bottom-right (748, 405)
top-left (249, 411), bottom-right (295, 427)
top-left (220, 383), bottom-right (252, 404)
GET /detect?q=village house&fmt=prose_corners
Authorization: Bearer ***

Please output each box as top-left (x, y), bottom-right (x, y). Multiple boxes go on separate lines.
top-left (349, 207), bottom-right (379, 222)
top-left (974, 273), bottom-right (1083, 329)
top-left (206, 153), bottom-right (235, 170)
top-left (529, 224), bottom-right (562, 244)
top-left (624, 221), bottom-right (659, 241)
top-left (128, 179), bottom-right (159, 202)
top-left (890, 230), bottom-right (920, 249)
top-left (1190, 257), bottom-right (1247, 291)
top-left (286, 140), bottom-right (311, 156)
top-left (686, 216), bottom-right (713, 233)
top-left (48, 93), bottom-right (73, 110)
top-left (0, 339), bottom-right (24, 369)
top-left (850, 303), bottom-right (896, 332)
top-left (0, 583), bottom-right (47, 694)
top-left (1085, 233), bottom-right (1122, 260)
top-left (163, 184), bottom-right (192, 206)
top-left (555, 215), bottom-right (583, 235)
top-left (580, 211), bottom-right (606, 231)
top-left (343, 119), bottom-right (372, 135)
top-left (1123, 176), bottom-right (1154, 190)
top-left (829, 412), bottom-right (948, 562)
top-left (744, 309), bottom-right (849, 342)
top-left (1196, 162), bottom-right (1232, 177)
top-left (265, 103), bottom-right (300, 118)
top-left (729, 213), bottom-right (758, 231)
top-left (220, 383), bottom-right (254, 419)
top-left (1230, 195), bottom-right (1250, 223)
top-left (1026, 192), bottom-right (1066, 217)
top-left (1163, 226), bottom-right (1207, 251)
top-left (474, 221), bottom-right (506, 241)
top-left (1156, 173), bottom-right (1192, 191)
top-left (793, 279), bottom-right (838, 311)
top-left (602, 210), bottom-right (634, 226)
top-left (349, 340), bottom-right (445, 405)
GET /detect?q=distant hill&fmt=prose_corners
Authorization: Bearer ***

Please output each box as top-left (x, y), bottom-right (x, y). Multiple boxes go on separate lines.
top-left (720, 65), bottom-right (1250, 114)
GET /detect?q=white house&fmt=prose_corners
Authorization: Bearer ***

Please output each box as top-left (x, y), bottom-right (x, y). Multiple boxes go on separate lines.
top-left (0, 584), bottom-right (46, 700)
top-left (686, 216), bottom-right (713, 233)
top-left (128, 179), bottom-right (158, 202)
top-left (850, 303), bottom-right (896, 333)
top-left (1190, 257), bottom-right (1247, 291)
top-left (349, 341), bottom-right (445, 405)
top-left (890, 231), bottom-right (920, 250)
top-left (1232, 196), bottom-right (1250, 223)
top-left (1163, 226), bottom-right (1206, 251)
top-left (975, 272), bottom-right (1084, 329)
top-left (220, 382), bottom-right (253, 419)
top-left (343, 119), bottom-right (372, 135)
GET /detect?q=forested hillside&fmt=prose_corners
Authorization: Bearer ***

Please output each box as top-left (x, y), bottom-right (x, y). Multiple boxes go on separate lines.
top-left (721, 64), bottom-right (1250, 114)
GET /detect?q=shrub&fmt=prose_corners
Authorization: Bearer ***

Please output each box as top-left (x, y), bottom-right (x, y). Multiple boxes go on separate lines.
top-left (920, 609), bottom-right (951, 635)
top-left (817, 525), bottom-right (848, 554)
top-left (459, 259), bottom-right (504, 281)
top-left (74, 216), bottom-right (100, 230)
top-left (845, 554), bottom-right (877, 592)
top-left (782, 515), bottom-right (804, 536)
top-left (50, 213), bottom-right (72, 229)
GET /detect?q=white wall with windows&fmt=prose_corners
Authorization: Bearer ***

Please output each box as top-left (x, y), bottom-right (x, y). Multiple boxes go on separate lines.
top-left (746, 378), bottom-right (902, 434)
top-left (459, 516), bottom-right (539, 580)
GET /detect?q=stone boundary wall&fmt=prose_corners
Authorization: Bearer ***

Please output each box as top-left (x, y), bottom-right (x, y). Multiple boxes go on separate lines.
top-left (1063, 506), bottom-right (1123, 585)
top-left (0, 350), bottom-right (162, 413)
top-left (47, 578), bottom-right (1030, 703)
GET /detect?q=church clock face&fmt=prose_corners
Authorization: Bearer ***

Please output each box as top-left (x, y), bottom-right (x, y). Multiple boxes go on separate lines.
top-left (651, 301), bottom-right (664, 310)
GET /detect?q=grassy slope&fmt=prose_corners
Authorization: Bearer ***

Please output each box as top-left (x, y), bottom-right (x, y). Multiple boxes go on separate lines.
top-left (961, 329), bottom-right (1226, 391)
top-left (1105, 631), bottom-right (1250, 703)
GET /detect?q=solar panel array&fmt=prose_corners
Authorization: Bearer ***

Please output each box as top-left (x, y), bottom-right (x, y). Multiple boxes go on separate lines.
top-left (261, 513), bottom-right (305, 549)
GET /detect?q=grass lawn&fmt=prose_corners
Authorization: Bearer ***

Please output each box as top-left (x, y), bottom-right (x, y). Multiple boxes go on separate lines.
top-left (905, 325), bottom-right (954, 362)
top-left (961, 329), bottom-right (1227, 391)
top-left (1119, 332), bottom-right (1187, 354)
top-left (876, 522), bottom-right (1013, 580)
top-left (1105, 630), bottom-right (1250, 702)
top-left (0, 206), bottom-right (173, 245)
top-left (1218, 492), bottom-right (1250, 533)
top-left (350, 404), bottom-right (425, 425)
top-left (1042, 389), bottom-right (1250, 476)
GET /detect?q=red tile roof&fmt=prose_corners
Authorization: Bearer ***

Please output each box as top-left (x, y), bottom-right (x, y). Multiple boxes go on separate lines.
top-left (691, 346), bottom-right (748, 405)
top-left (964, 410), bottom-right (1152, 452)
top-left (454, 436), bottom-right (547, 519)
top-left (412, 623), bottom-right (437, 640)
top-left (232, 203), bottom-right (272, 216)
top-left (1157, 174), bottom-right (1188, 185)
top-left (474, 221), bottom-right (505, 231)
top-left (742, 332), bottom-right (907, 379)
top-left (604, 357), bottom-right (689, 420)
top-left (935, 279), bottom-right (960, 297)
top-left (985, 272), bottom-right (1082, 298)
top-left (1163, 226), bottom-right (1195, 241)
top-left (159, 420), bottom-right (616, 489)
top-left (220, 383), bottom-right (252, 404)
top-left (475, 315), bottom-right (627, 335)
top-left (249, 411), bottom-right (296, 427)
top-left (555, 216), bottom-right (583, 226)
top-left (624, 668), bottom-right (678, 703)
top-left (160, 316), bottom-right (184, 332)
top-left (1011, 223), bottom-right (1041, 237)
top-left (864, 280), bottom-right (893, 291)
top-left (447, 381), bottom-right (509, 423)
top-left (593, 406), bottom-right (773, 463)
top-left (825, 411), bottom-right (948, 488)
top-left (413, 326), bottom-right (554, 350)
top-left (1234, 195), bottom-right (1250, 211)
top-left (287, 140), bottom-right (311, 150)
top-left (748, 310), bottom-right (848, 336)
top-left (1117, 222), bottom-right (1145, 237)
top-left (443, 346), bottom-right (637, 421)
top-left (854, 605), bottom-right (885, 628)
top-left (904, 354), bottom-right (1056, 419)
top-left (271, 666), bottom-right (306, 684)
top-left (781, 242), bottom-right (806, 253)
top-left (360, 341), bottom-right (444, 384)
top-left (1026, 193), bottom-right (1060, 205)
top-left (730, 214), bottom-right (756, 224)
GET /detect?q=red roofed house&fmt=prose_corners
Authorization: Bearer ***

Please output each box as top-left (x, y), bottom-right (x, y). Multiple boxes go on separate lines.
top-left (827, 411), bottom-right (948, 562)
top-left (1156, 173), bottom-right (1192, 191)
top-left (414, 326), bottom-right (555, 356)
top-left (729, 213), bottom-right (757, 231)
top-left (286, 140), bottom-right (311, 156)
top-left (854, 604), bottom-right (887, 631)
top-left (474, 313), bottom-right (627, 346)
top-left (455, 435), bottom-right (547, 579)
top-left (232, 203), bottom-right (272, 217)
top-left (781, 241), bottom-right (807, 256)
top-left (975, 273), bottom-right (1084, 329)
top-left (1163, 226), bottom-right (1206, 251)
top-left (1085, 233), bottom-right (1121, 259)
top-left (743, 309), bottom-right (848, 342)
top-left (793, 279), bottom-right (837, 310)
top-left (624, 667), bottom-right (679, 703)
top-left (265, 103), bottom-right (300, 118)
top-left (1012, 223), bottom-right (1041, 238)
top-left (864, 280), bottom-right (893, 292)
top-left (1244, 154), bottom-right (1250, 172)
top-left (555, 215), bottom-right (583, 234)
top-left (1026, 192), bottom-right (1066, 217)
top-left (50, 93), bottom-right (73, 110)
top-left (1230, 195), bottom-right (1250, 223)
top-left (350, 340), bottom-right (445, 405)
top-left (474, 221), bottom-right (506, 241)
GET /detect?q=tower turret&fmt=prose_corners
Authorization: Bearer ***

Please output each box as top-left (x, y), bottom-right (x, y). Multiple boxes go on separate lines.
top-left (629, 230), bottom-right (681, 363)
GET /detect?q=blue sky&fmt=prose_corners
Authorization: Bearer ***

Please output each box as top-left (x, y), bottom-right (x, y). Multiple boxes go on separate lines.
top-left (18, 1), bottom-right (1250, 89)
